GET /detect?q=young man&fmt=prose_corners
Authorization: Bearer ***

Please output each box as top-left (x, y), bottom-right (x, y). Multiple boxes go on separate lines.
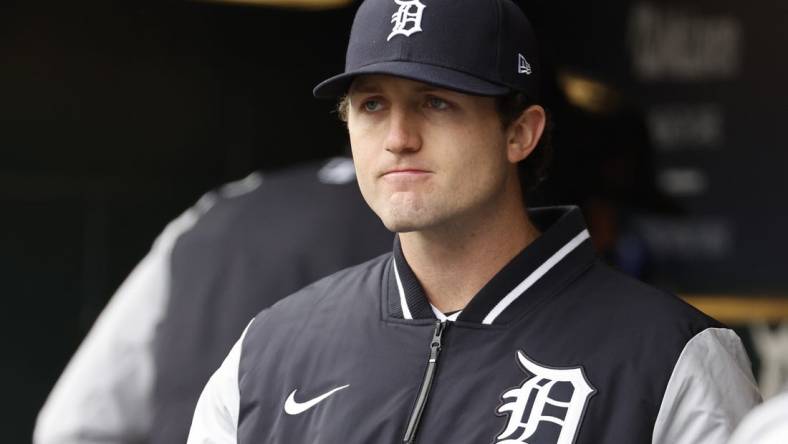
top-left (189, 0), bottom-right (760, 443)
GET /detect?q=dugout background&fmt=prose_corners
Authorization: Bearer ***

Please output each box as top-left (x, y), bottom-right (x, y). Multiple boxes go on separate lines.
top-left (1, 0), bottom-right (786, 441)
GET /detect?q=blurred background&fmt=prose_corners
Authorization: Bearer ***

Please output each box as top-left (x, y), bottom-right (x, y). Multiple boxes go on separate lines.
top-left (2, 0), bottom-right (788, 441)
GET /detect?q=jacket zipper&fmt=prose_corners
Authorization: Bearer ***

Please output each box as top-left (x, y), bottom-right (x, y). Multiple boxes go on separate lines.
top-left (402, 320), bottom-right (448, 444)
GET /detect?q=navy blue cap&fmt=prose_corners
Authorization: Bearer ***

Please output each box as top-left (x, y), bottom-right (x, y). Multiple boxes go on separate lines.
top-left (313, 0), bottom-right (541, 99)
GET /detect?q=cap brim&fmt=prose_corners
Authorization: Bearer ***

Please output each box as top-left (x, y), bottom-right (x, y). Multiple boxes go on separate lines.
top-left (313, 61), bottom-right (510, 98)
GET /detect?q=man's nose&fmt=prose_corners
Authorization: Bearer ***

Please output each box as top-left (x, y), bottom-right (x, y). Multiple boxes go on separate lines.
top-left (383, 108), bottom-right (422, 154)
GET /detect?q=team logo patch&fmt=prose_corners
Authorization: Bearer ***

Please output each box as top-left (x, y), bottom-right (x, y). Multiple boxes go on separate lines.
top-left (388, 0), bottom-right (426, 41)
top-left (494, 351), bottom-right (595, 444)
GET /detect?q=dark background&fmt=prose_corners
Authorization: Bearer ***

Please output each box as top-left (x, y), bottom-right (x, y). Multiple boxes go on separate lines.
top-left (2, 0), bottom-right (786, 440)
top-left (2, 2), bottom-right (355, 437)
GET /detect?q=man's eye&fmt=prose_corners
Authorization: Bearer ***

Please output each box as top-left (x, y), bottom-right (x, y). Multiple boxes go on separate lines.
top-left (362, 100), bottom-right (383, 112)
top-left (426, 97), bottom-right (450, 110)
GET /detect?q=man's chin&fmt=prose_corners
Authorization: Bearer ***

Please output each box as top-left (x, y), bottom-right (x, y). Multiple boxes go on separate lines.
top-left (375, 204), bottom-right (442, 233)
top-left (382, 220), bottom-right (420, 234)
top-left (381, 214), bottom-right (448, 234)
top-left (380, 214), bottom-right (429, 234)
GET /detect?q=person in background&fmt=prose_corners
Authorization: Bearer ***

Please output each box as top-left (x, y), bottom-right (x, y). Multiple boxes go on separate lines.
top-left (34, 157), bottom-right (393, 444)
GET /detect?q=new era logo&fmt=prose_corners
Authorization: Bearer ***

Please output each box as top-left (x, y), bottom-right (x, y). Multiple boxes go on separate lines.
top-left (518, 54), bottom-right (532, 75)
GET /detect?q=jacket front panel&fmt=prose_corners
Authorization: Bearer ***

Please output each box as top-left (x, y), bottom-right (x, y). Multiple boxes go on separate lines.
top-left (239, 256), bottom-right (434, 443)
top-left (237, 207), bottom-right (725, 444)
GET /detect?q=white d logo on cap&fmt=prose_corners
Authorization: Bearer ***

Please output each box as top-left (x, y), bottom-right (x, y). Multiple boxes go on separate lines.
top-left (388, 0), bottom-right (427, 41)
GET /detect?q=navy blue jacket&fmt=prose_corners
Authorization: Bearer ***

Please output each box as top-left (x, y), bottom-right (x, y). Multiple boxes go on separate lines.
top-left (190, 206), bottom-right (760, 444)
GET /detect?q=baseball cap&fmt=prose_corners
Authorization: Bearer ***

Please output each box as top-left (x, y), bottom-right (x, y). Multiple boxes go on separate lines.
top-left (313, 0), bottom-right (541, 100)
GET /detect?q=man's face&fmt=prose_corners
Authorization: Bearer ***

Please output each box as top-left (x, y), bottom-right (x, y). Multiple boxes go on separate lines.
top-left (346, 75), bottom-right (517, 233)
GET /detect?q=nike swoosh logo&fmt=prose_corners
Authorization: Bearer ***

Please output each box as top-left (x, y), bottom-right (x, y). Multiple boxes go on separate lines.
top-left (284, 384), bottom-right (350, 415)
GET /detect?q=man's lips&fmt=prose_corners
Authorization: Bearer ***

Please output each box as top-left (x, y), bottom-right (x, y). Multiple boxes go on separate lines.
top-left (381, 168), bottom-right (432, 177)
top-left (380, 168), bottom-right (433, 184)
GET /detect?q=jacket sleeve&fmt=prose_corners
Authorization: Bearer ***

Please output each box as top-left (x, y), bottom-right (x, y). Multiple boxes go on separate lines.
top-left (33, 198), bottom-right (212, 444)
top-left (651, 327), bottom-right (762, 444)
top-left (188, 320), bottom-right (254, 444)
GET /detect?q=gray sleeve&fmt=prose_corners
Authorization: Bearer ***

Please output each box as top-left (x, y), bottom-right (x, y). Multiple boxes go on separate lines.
top-left (651, 327), bottom-right (762, 444)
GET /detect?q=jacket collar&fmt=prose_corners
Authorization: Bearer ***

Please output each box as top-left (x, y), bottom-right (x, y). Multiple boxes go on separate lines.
top-left (385, 206), bottom-right (596, 326)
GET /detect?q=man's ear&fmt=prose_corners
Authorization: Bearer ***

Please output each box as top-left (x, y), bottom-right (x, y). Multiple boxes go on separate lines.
top-left (506, 105), bottom-right (546, 164)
